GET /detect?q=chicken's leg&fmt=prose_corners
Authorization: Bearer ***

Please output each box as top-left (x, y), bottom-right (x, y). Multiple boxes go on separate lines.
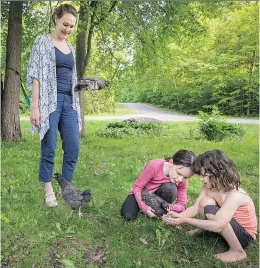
top-left (78, 206), bottom-right (83, 219)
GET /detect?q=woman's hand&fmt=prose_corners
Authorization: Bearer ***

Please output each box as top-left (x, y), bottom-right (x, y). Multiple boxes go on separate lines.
top-left (162, 212), bottom-right (186, 225)
top-left (146, 206), bottom-right (157, 218)
top-left (30, 107), bottom-right (40, 128)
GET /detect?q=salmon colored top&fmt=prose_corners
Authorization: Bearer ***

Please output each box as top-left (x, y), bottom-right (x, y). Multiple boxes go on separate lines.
top-left (205, 187), bottom-right (257, 240)
top-left (232, 198), bottom-right (257, 240)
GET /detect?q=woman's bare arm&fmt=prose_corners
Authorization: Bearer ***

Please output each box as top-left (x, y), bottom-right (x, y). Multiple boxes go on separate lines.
top-left (30, 79), bottom-right (40, 128)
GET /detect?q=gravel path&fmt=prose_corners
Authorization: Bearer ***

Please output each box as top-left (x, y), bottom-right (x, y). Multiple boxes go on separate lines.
top-left (20, 103), bottom-right (259, 124)
top-left (84, 103), bottom-right (259, 124)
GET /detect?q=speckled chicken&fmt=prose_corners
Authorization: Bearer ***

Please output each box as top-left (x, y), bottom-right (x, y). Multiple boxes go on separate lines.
top-left (141, 189), bottom-right (170, 217)
top-left (53, 173), bottom-right (92, 219)
top-left (75, 77), bottom-right (110, 93)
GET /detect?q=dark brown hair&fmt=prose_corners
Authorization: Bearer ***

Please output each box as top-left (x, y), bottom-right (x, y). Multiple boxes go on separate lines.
top-left (165, 149), bottom-right (196, 168)
top-left (52, 4), bottom-right (78, 25)
top-left (192, 149), bottom-right (240, 192)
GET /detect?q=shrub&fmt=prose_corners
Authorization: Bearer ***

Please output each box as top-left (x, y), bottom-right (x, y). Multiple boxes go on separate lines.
top-left (198, 107), bottom-right (245, 141)
top-left (19, 97), bottom-right (30, 115)
top-left (98, 121), bottom-right (161, 139)
top-left (84, 90), bottom-right (115, 115)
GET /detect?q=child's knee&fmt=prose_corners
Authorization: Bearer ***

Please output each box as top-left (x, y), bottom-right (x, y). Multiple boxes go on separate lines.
top-left (120, 210), bottom-right (137, 221)
top-left (199, 196), bottom-right (217, 209)
top-left (204, 205), bottom-right (219, 220)
top-left (205, 213), bottom-right (215, 220)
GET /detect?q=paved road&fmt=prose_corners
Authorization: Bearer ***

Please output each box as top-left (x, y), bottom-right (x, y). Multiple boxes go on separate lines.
top-left (84, 103), bottom-right (259, 124)
top-left (21, 103), bottom-right (259, 124)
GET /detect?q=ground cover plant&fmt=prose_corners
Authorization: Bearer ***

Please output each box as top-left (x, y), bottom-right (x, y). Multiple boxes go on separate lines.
top-left (1, 121), bottom-right (259, 268)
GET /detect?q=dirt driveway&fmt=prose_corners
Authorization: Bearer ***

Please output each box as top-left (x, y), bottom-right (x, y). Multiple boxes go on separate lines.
top-left (84, 103), bottom-right (259, 124)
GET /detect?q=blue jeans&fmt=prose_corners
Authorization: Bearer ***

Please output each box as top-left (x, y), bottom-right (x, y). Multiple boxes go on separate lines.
top-left (39, 93), bottom-right (80, 182)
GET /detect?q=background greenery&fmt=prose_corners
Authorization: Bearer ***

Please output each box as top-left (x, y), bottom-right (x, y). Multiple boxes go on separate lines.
top-left (1, 121), bottom-right (259, 267)
top-left (1, 1), bottom-right (259, 116)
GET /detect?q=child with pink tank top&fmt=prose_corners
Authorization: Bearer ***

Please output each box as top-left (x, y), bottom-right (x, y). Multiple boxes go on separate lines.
top-left (163, 149), bottom-right (257, 264)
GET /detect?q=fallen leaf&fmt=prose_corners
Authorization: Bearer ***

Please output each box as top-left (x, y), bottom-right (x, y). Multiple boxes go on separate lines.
top-left (140, 238), bottom-right (148, 245)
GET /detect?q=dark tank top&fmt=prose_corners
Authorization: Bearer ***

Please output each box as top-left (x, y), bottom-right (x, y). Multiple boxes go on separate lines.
top-left (55, 46), bottom-right (74, 94)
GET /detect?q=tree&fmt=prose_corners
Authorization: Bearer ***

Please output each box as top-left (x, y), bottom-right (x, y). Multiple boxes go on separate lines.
top-left (1, 1), bottom-right (23, 141)
top-left (76, 1), bottom-right (117, 136)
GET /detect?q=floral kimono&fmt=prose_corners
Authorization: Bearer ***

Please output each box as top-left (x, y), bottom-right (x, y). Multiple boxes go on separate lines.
top-left (26, 34), bottom-right (81, 140)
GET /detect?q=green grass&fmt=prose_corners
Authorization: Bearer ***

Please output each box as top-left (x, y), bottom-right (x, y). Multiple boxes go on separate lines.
top-left (20, 103), bottom-right (136, 118)
top-left (86, 109), bottom-right (136, 116)
top-left (1, 121), bottom-right (259, 268)
top-left (86, 102), bottom-right (137, 116)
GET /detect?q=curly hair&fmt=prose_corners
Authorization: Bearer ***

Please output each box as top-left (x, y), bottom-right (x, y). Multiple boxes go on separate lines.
top-left (192, 149), bottom-right (240, 192)
top-left (52, 4), bottom-right (78, 25)
top-left (165, 149), bottom-right (196, 167)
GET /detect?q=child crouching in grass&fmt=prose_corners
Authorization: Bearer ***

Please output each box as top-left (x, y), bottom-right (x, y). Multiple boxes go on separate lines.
top-left (162, 149), bottom-right (257, 263)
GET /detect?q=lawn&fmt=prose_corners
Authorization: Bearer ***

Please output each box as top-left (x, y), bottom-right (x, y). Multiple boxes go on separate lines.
top-left (1, 121), bottom-right (259, 268)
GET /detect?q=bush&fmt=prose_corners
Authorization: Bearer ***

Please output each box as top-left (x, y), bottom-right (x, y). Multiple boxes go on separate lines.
top-left (98, 121), bottom-right (161, 139)
top-left (198, 107), bottom-right (245, 141)
top-left (19, 97), bottom-right (30, 115)
top-left (84, 90), bottom-right (115, 115)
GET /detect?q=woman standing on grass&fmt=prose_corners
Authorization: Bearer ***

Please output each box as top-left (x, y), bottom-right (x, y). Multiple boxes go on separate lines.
top-left (27, 4), bottom-right (81, 207)
top-left (163, 149), bottom-right (257, 263)
top-left (120, 150), bottom-right (196, 220)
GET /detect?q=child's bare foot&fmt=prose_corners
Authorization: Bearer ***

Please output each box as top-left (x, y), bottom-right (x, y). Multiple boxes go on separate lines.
top-left (186, 228), bottom-right (204, 237)
top-left (214, 249), bottom-right (247, 263)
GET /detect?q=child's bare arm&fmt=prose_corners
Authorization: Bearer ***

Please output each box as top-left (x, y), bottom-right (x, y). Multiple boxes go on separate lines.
top-left (163, 187), bottom-right (207, 224)
top-left (180, 187), bottom-right (207, 218)
top-left (168, 192), bottom-right (245, 232)
top-left (209, 192), bottom-right (249, 231)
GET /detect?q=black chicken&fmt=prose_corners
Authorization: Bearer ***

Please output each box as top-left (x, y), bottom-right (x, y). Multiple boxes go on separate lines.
top-left (141, 189), bottom-right (170, 217)
top-left (75, 77), bottom-right (110, 93)
top-left (53, 173), bottom-right (92, 219)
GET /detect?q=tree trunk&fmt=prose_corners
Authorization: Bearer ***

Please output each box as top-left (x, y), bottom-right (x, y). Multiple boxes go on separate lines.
top-left (246, 50), bottom-right (257, 116)
top-left (76, 1), bottom-right (98, 137)
top-left (76, 2), bottom-right (89, 137)
top-left (75, 1), bottom-right (117, 136)
top-left (1, 2), bottom-right (23, 141)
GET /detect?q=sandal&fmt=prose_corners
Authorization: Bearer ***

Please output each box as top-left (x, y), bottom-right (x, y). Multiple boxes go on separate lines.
top-left (44, 192), bottom-right (58, 207)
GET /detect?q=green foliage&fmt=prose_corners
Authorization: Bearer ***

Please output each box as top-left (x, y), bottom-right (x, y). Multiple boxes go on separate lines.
top-left (118, 2), bottom-right (259, 117)
top-left (19, 98), bottom-right (29, 115)
top-left (155, 225), bottom-right (171, 250)
top-left (98, 121), bottom-right (161, 139)
top-left (198, 107), bottom-right (245, 141)
top-left (3, 1), bottom-right (258, 118)
top-left (84, 90), bottom-right (116, 115)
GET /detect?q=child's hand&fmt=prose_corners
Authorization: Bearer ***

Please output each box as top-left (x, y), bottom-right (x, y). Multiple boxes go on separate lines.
top-left (162, 212), bottom-right (185, 225)
top-left (166, 210), bottom-right (179, 217)
top-left (162, 211), bottom-right (180, 220)
top-left (146, 207), bottom-right (157, 218)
